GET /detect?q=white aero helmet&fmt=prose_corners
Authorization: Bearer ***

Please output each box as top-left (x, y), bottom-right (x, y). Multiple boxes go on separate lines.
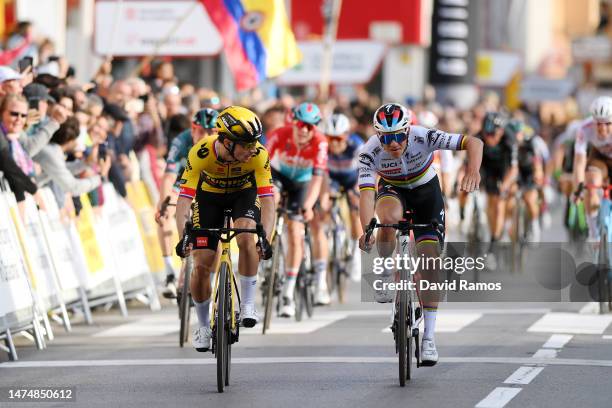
top-left (373, 103), bottom-right (412, 133)
top-left (323, 113), bottom-right (351, 136)
top-left (417, 111), bottom-right (439, 128)
top-left (590, 96), bottom-right (612, 123)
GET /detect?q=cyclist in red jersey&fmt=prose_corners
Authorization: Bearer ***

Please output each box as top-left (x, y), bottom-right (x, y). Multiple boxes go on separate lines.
top-left (266, 102), bottom-right (328, 317)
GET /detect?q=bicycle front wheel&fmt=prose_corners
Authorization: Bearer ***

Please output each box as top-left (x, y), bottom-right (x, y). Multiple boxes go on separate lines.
top-left (398, 270), bottom-right (410, 386)
top-left (263, 239), bottom-right (282, 334)
top-left (216, 262), bottom-right (229, 393)
top-left (179, 258), bottom-right (192, 348)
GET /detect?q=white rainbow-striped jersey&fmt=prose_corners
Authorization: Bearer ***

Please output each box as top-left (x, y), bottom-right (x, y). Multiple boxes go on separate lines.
top-left (358, 125), bottom-right (466, 192)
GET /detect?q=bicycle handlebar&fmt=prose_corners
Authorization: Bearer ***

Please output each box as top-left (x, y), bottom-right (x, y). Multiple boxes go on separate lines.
top-left (177, 221), bottom-right (272, 260)
top-left (363, 217), bottom-right (442, 251)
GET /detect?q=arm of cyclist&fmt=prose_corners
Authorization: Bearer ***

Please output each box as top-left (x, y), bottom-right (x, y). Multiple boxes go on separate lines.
top-left (458, 136), bottom-right (483, 192)
top-left (155, 173), bottom-right (177, 224)
top-left (358, 189), bottom-right (376, 251)
top-left (302, 174), bottom-right (324, 222)
top-left (302, 136), bottom-right (328, 222)
top-left (357, 150), bottom-right (377, 251)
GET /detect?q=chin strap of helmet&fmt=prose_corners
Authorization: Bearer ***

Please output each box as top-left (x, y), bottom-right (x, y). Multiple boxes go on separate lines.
top-left (221, 136), bottom-right (238, 161)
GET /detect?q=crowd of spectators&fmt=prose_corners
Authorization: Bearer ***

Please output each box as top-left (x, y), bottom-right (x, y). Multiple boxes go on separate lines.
top-left (0, 21), bottom-right (584, 218)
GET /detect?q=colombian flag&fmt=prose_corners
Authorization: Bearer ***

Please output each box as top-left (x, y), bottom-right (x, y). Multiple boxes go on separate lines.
top-left (200, 0), bottom-right (302, 91)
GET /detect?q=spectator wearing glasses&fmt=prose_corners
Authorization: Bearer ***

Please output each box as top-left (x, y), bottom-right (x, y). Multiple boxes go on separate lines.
top-left (0, 93), bottom-right (68, 175)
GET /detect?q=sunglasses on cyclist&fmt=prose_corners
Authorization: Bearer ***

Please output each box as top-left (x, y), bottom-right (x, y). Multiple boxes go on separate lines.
top-left (296, 121), bottom-right (315, 131)
top-left (236, 140), bottom-right (258, 149)
top-left (378, 132), bottom-right (407, 145)
top-left (326, 134), bottom-right (345, 142)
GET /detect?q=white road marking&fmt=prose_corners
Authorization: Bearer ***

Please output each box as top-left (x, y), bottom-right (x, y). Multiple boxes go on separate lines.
top-left (579, 302), bottom-right (600, 314)
top-left (532, 349), bottom-right (558, 359)
top-left (542, 334), bottom-right (573, 349)
top-left (603, 335), bottom-right (612, 340)
top-left (381, 312), bottom-right (482, 333)
top-left (93, 314), bottom-right (187, 337)
top-left (475, 387), bottom-right (522, 408)
top-left (527, 313), bottom-right (612, 334)
top-left (243, 312), bottom-right (348, 334)
top-left (3, 356), bottom-right (612, 369)
top-left (503, 366), bottom-right (544, 385)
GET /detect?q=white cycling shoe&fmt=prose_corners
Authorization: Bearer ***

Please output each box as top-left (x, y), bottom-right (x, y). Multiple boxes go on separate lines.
top-left (192, 326), bottom-right (212, 352)
top-left (421, 338), bottom-right (438, 366)
top-left (241, 303), bottom-right (259, 328)
top-left (280, 297), bottom-right (295, 318)
top-left (315, 287), bottom-right (331, 306)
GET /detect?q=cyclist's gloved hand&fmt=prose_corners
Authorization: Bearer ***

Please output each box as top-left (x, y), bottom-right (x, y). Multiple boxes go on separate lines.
top-left (257, 238), bottom-right (273, 260)
top-left (176, 223), bottom-right (192, 258)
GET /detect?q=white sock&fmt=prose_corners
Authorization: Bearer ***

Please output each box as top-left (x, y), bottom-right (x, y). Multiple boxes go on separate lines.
top-left (587, 213), bottom-right (598, 238)
top-left (282, 268), bottom-right (299, 299)
top-left (423, 307), bottom-right (437, 341)
top-left (314, 260), bottom-right (327, 290)
top-left (194, 299), bottom-right (210, 329)
top-left (240, 275), bottom-right (257, 306)
top-left (163, 256), bottom-right (175, 276)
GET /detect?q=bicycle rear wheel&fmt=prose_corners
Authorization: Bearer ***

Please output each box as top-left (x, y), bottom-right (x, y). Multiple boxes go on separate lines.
top-left (216, 263), bottom-right (229, 393)
top-left (179, 259), bottom-right (192, 347)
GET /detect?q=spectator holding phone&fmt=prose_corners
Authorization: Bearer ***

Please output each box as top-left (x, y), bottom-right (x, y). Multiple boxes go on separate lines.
top-left (33, 117), bottom-right (101, 198)
top-left (23, 82), bottom-right (54, 133)
top-left (0, 93), bottom-right (68, 175)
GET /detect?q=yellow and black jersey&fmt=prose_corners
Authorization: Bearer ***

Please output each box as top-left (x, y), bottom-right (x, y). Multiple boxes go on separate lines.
top-left (178, 135), bottom-right (274, 199)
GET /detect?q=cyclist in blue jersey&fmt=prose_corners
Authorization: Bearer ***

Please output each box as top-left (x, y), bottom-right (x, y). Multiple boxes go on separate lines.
top-left (155, 108), bottom-right (218, 298)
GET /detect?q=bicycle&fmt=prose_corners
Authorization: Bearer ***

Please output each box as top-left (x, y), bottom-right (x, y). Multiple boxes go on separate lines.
top-left (295, 221), bottom-right (315, 321)
top-left (466, 191), bottom-right (484, 282)
top-left (594, 185), bottom-right (612, 313)
top-left (327, 190), bottom-right (351, 303)
top-left (260, 201), bottom-right (290, 334)
top-left (510, 188), bottom-right (530, 273)
top-left (181, 210), bottom-right (269, 393)
top-left (177, 256), bottom-right (193, 348)
top-left (364, 215), bottom-right (442, 387)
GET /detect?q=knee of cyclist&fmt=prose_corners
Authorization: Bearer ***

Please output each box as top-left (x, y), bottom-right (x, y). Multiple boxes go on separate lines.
top-left (236, 234), bottom-right (256, 250)
top-left (193, 263), bottom-right (213, 278)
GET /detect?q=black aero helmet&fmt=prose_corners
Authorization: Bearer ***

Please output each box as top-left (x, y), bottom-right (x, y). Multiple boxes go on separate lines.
top-left (483, 112), bottom-right (507, 134)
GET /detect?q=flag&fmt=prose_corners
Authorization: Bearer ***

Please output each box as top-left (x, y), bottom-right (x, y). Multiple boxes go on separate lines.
top-left (200, 0), bottom-right (302, 91)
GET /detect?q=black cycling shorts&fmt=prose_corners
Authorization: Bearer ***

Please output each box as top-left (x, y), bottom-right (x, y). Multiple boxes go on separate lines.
top-left (191, 186), bottom-right (260, 250)
top-left (271, 168), bottom-right (308, 220)
top-left (518, 168), bottom-right (537, 190)
top-left (376, 176), bottom-right (445, 244)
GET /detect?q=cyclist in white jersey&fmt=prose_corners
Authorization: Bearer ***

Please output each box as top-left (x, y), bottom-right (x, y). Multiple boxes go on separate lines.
top-left (573, 96), bottom-right (612, 237)
top-left (358, 103), bottom-right (483, 366)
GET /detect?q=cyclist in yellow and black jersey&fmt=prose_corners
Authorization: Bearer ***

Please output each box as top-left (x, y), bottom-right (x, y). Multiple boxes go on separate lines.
top-left (175, 106), bottom-right (275, 352)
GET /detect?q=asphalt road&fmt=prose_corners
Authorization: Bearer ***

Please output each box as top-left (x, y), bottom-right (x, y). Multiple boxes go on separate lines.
top-left (2, 199), bottom-right (612, 408)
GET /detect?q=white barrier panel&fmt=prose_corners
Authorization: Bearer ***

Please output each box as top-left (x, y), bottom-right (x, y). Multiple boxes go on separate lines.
top-left (0, 194), bottom-right (34, 316)
top-left (17, 196), bottom-right (64, 309)
top-left (101, 184), bottom-right (151, 282)
top-left (37, 189), bottom-right (82, 293)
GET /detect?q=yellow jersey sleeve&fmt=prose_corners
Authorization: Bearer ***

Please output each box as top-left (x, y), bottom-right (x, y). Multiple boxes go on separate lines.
top-left (251, 145), bottom-right (274, 197)
top-left (178, 138), bottom-right (210, 200)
